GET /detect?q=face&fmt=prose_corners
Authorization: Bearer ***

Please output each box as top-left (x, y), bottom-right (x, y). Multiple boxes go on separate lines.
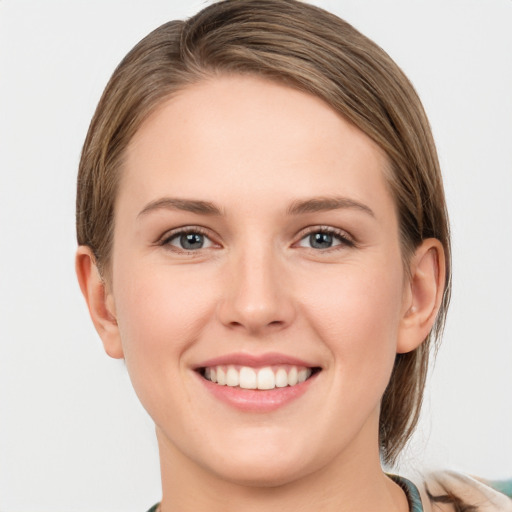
top-left (108, 75), bottom-right (410, 486)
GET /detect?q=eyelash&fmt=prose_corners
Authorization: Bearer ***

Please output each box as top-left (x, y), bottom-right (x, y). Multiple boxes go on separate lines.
top-left (295, 226), bottom-right (356, 251)
top-left (157, 225), bottom-right (356, 253)
top-left (158, 226), bottom-right (218, 254)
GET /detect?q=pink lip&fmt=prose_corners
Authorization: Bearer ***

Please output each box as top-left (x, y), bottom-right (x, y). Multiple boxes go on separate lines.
top-left (193, 352), bottom-right (321, 413)
top-left (194, 351), bottom-right (317, 370)
top-left (197, 375), bottom-right (318, 412)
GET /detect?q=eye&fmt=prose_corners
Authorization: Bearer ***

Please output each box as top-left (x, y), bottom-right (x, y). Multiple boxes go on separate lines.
top-left (161, 228), bottom-right (217, 252)
top-left (297, 228), bottom-right (354, 250)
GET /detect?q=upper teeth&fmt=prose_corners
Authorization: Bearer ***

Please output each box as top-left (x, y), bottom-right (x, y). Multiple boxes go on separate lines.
top-left (204, 365), bottom-right (312, 390)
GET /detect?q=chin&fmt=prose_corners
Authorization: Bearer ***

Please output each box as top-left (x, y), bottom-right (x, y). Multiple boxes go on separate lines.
top-left (197, 436), bottom-right (329, 489)
top-left (207, 458), bottom-right (312, 489)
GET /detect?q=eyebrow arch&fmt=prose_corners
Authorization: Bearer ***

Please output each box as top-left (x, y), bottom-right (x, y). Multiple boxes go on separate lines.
top-left (287, 196), bottom-right (375, 217)
top-left (137, 197), bottom-right (223, 218)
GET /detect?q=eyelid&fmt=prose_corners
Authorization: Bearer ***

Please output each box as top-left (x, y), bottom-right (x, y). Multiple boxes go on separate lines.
top-left (294, 225), bottom-right (356, 249)
top-left (154, 224), bottom-right (355, 252)
top-left (157, 225), bottom-right (221, 250)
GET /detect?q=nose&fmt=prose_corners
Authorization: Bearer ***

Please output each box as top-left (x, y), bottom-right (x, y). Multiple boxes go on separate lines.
top-left (216, 243), bottom-right (296, 336)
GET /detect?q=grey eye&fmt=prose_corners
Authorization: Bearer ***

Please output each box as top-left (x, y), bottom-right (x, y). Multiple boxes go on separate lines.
top-left (165, 231), bottom-right (215, 251)
top-left (298, 230), bottom-right (344, 250)
top-left (179, 233), bottom-right (205, 250)
top-left (308, 232), bottom-right (334, 249)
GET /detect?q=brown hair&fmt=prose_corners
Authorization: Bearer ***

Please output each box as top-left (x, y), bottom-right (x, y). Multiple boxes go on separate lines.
top-left (76, 0), bottom-right (451, 465)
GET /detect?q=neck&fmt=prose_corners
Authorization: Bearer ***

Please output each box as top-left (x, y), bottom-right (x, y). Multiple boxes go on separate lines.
top-left (156, 425), bottom-right (409, 512)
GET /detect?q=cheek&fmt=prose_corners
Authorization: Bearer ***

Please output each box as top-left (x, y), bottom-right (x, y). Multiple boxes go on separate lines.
top-left (299, 258), bottom-right (404, 379)
top-left (112, 261), bottom-right (216, 375)
top-left (109, 260), bottom-right (224, 432)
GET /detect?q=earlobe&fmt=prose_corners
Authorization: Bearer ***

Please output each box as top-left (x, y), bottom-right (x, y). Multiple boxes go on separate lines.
top-left (75, 246), bottom-right (124, 359)
top-left (397, 238), bottom-right (446, 354)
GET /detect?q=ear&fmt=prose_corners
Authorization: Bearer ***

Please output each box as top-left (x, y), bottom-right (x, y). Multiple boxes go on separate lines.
top-left (397, 238), bottom-right (446, 354)
top-left (75, 246), bottom-right (124, 359)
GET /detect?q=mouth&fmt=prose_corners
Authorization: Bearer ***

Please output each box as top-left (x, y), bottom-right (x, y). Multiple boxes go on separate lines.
top-left (199, 364), bottom-right (322, 390)
top-left (194, 353), bottom-right (322, 411)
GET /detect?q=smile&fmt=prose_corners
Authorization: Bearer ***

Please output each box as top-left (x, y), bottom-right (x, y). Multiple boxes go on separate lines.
top-left (195, 353), bottom-right (322, 412)
top-left (202, 365), bottom-right (318, 390)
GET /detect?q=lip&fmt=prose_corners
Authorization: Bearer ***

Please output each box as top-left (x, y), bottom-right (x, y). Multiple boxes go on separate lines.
top-left (193, 352), bottom-right (321, 413)
top-left (194, 351), bottom-right (317, 370)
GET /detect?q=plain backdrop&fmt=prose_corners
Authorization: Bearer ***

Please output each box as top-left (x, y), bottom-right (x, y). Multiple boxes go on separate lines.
top-left (0, 1), bottom-right (511, 511)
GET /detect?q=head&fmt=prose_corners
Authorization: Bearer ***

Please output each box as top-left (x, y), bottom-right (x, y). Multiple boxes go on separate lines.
top-left (76, 0), bottom-right (450, 467)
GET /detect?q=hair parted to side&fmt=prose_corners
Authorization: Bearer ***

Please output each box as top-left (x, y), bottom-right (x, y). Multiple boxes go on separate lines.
top-left (76, 0), bottom-right (451, 465)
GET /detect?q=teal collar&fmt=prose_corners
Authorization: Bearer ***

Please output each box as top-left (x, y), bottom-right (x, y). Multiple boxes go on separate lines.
top-left (147, 475), bottom-right (424, 512)
top-left (389, 474), bottom-right (424, 512)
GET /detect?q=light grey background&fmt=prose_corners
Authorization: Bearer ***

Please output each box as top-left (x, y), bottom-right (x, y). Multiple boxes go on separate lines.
top-left (1, 1), bottom-right (511, 511)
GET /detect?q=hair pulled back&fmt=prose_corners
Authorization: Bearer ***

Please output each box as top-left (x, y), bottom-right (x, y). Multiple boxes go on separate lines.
top-left (76, 0), bottom-right (451, 465)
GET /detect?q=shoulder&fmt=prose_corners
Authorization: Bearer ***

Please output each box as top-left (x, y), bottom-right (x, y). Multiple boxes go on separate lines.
top-left (422, 471), bottom-right (512, 512)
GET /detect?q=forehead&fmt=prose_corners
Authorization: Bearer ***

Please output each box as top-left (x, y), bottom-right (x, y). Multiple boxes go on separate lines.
top-left (121, 74), bottom-right (393, 220)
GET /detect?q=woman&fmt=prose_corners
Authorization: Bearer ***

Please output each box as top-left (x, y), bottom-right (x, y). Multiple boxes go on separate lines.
top-left (75, 1), bottom-right (511, 510)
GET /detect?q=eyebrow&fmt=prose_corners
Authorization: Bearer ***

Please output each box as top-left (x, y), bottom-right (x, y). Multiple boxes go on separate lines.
top-left (286, 196), bottom-right (375, 217)
top-left (137, 197), bottom-right (222, 218)
top-left (137, 195), bottom-right (375, 219)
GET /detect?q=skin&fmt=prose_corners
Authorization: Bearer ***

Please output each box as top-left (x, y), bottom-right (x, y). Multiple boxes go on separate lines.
top-left (77, 75), bottom-right (445, 512)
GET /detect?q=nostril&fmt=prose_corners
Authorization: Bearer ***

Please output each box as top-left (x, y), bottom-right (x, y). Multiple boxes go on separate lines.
top-left (216, 285), bottom-right (296, 333)
top-left (226, 319), bottom-right (285, 331)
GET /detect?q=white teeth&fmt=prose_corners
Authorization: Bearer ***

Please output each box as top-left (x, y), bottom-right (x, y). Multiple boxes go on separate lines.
top-left (297, 368), bottom-right (308, 383)
top-left (226, 366), bottom-right (239, 387)
top-left (239, 367), bottom-right (257, 389)
top-left (217, 367), bottom-right (226, 385)
top-left (204, 364), bottom-right (315, 389)
top-left (257, 367), bottom-right (275, 390)
top-left (275, 368), bottom-right (288, 388)
top-left (288, 367), bottom-right (298, 386)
